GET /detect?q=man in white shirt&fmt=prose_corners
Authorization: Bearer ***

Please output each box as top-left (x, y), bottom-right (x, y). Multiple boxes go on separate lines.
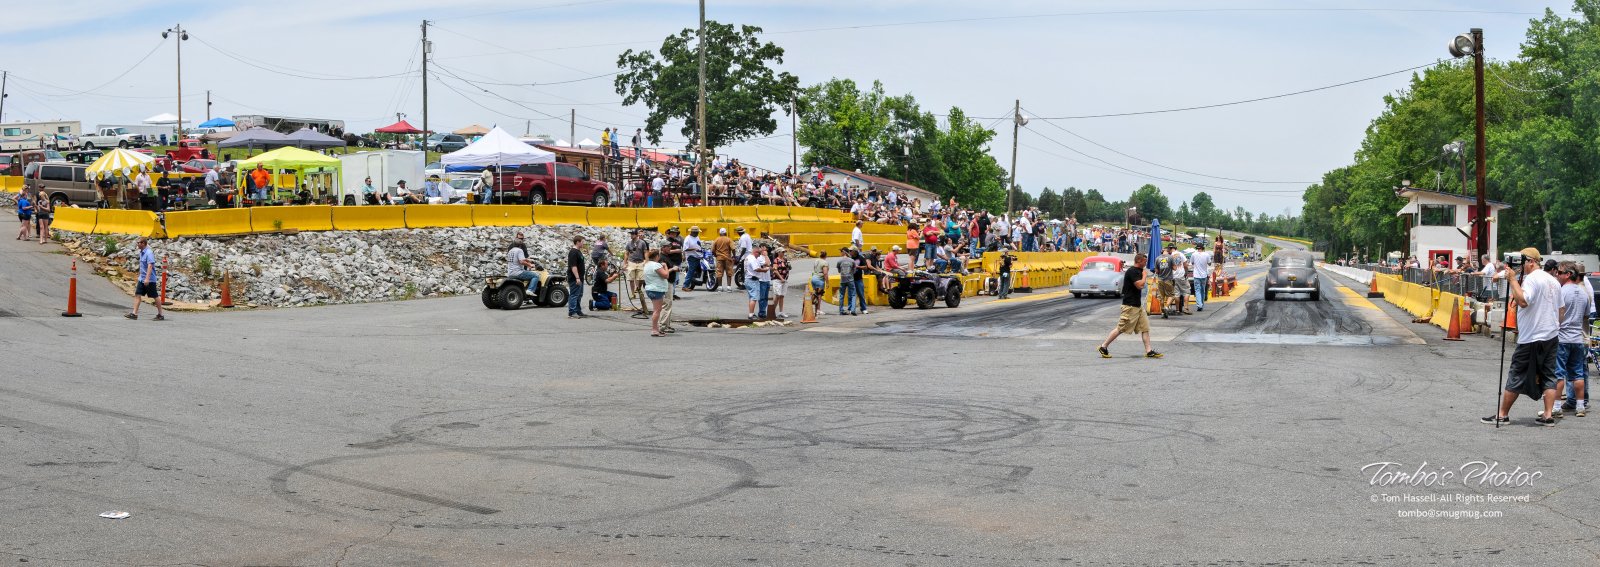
top-left (1191, 248), bottom-right (1213, 312)
top-left (744, 244), bottom-right (771, 319)
top-left (1171, 249), bottom-right (1189, 314)
top-left (682, 226), bottom-right (705, 291)
top-left (1485, 248), bottom-right (1563, 426)
top-left (735, 226), bottom-right (753, 261)
top-left (851, 220), bottom-right (864, 249)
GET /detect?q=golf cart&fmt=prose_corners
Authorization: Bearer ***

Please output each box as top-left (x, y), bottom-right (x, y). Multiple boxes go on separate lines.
top-left (886, 269), bottom-right (963, 309)
top-left (482, 260), bottom-right (569, 310)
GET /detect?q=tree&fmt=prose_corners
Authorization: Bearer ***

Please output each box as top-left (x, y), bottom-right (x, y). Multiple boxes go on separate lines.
top-left (615, 21), bottom-right (800, 154)
top-left (937, 107), bottom-right (1008, 211)
top-left (1176, 201), bottom-right (1193, 226)
top-left (795, 78), bottom-right (890, 173)
top-left (1007, 185), bottom-right (1035, 211)
top-left (1060, 187), bottom-right (1087, 219)
top-left (1127, 184), bottom-right (1172, 223)
top-left (1189, 192), bottom-right (1217, 227)
top-left (1036, 187), bottom-right (1063, 219)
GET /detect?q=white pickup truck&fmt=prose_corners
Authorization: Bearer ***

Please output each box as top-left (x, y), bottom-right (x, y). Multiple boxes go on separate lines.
top-left (79, 126), bottom-right (152, 149)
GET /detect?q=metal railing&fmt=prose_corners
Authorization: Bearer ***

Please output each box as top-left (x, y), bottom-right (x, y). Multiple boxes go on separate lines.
top-left (1354, 263), bottom-right (1501, 301)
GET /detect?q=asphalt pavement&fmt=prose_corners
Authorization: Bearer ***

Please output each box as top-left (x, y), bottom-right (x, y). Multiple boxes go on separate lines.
top-left (2, 244), bottom-right (1597, 566)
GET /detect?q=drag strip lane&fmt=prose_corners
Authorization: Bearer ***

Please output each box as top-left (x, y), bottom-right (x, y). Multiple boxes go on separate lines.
top-left (1179, 268), bottom-right (1423, 346)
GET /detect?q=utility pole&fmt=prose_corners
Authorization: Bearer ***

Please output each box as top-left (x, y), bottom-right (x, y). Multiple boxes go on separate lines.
top-left (1006, 99), bottom-right (1020, 215)
top-left (421, 20), bottom-right (431, 141)
top-left (569, 109), bottom-right (575, 148)
top-left (162, 25), bottom-right (188, 141)
top-left (1470, 28), bottom-right (1489, 257)
top-left (205, 89), bottom-right (211, 121)
top-left (790, 98), bottom-right (797, 178)
top-left (0, 71), bottom-right (8, 123)
top-left (696, 0), bottom-right (708, 203)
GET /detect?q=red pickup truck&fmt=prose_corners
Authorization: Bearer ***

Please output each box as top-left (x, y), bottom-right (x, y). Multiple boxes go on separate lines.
top-left (501, 162), bottom-right (611, 206)
top-left (165, 139), bottom-right (212, 162)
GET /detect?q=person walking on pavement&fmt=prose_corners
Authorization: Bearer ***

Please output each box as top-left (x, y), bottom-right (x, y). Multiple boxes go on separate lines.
top-left (1484, 248), bottom-right (1561, 426)
top-left (1153, 245), bottom-right (1177, 318)
top-left (852, 247), bottom-right (870, 315)
top-left (1191, 246), bottom-right (1213, 312)
top-left (125, 238), bottom-right (165, 321)
top-left (1098, 252), bottom-right (1160, 359)
top-left (1554, 261), bottom-right (1588, 417)
top-left (1172, 247), bottom-right (1190, 314)
top-left (745, 244), bottom-right (771, 319)
top-left (624, 229), bottom-right (649, 312)
top-left (712, 228), bottom-right (736, 291)
top-left (15, 190), bottom-right (34, 240)
top-left (567, 235), bottom-right (588, 319)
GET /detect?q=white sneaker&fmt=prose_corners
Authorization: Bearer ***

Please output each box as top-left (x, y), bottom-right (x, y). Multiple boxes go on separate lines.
top-left (777, 312), bottom-right (789, 319)
top-left (748, 313), bottom-right (756, 319)
top-left (1552, 406), bottom-right (1565, 418)
top-left (861, 309), bottom-right (870, 315)
top-left (1578, 402), bottom-right (1588, 417)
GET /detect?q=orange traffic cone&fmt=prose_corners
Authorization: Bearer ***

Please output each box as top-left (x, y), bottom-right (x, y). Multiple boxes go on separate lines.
top-left (1444, 297), bottom-right (1465, 341)
top-left (61, 261), bottom-right (82, 318)
top-left (1367, 276), bottom-right (1384, 298)
top-left (159, 256), bottom-right (173, 306)
top-left (219, 271), bottom-right (235, 308)
top-left (1459, 303), bottom-right (1474, 334)
top-left (1502, 301), bottom-right (1517, 330)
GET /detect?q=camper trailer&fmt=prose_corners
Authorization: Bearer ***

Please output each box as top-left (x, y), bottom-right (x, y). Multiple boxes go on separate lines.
top-left (0, 120), bottom-right (81, 151)
top-left (338, 150), bottom-right (424, 205)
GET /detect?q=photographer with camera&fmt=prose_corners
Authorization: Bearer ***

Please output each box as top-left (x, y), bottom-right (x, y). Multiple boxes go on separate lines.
top-left (1484, 248), bottom-right (1563, 426)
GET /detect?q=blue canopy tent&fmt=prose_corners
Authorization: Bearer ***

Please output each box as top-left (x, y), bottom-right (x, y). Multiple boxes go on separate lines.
top-left (197, 117), bottom-right (235, 128)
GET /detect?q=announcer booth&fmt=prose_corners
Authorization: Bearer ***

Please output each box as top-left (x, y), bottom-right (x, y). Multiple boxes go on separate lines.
top-left (1395, 186), bottom-right (1510, 266)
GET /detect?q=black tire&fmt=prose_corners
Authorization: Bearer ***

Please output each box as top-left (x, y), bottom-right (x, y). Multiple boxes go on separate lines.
top-left (888, 289), bottom-right (907, 309)
top-left (1073, 292), bottom-right (1083, 298)
top-left (735, 264), bottom-right (746, 290)
top-left (592, 191), bottom-right (608, 207)
top-left (915, 286), bottom-right (936, 309)
top-left (1310, 287), bottom-right (1321, 301)
top-left (546, 285), bottom-right (568, 308)
top-left (50, 193), bottom-right (69, 208)
top-left (529, 190), bottom-right (545, 205)
top-left (705, 269), bottom-right (721, 291)
top-left (944, 284), bottom-right (962, 308)
top-left (499, 285), bottom-right (526, 310)
top-left (1264, 291), bottom-right (1276, 301)
top-left (82, 142), bottom-right (95, 150)
top-left (481, 286), bottom-right (500, 309)
top-left (118, 140), bottom-right (128, 149)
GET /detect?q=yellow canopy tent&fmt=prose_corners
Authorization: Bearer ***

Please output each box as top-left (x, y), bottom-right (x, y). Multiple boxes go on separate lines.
top-left (233, 147), bottom-right (342, 203)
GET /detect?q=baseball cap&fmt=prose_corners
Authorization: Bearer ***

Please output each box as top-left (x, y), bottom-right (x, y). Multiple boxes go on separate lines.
top-left (892, 245), bottom-right (902, 251)
top-left (735, 226), bottom-right (746, 233)
top-left (690, 226), bottom-right (701, 233)
top-left (667, 226), bottom-right (680, 233)
top-left (718, 228), bottom-right (727, 235)
top-left (1520, 247), bottom-right (1542, 262)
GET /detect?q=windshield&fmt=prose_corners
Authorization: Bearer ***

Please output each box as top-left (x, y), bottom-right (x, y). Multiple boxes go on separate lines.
top-left (1083, 261), bottom-right (1118, 271)
top-left (1275, 258), bottom-right (1310, 268)
top-left (110, 128), bottom-right (128, 135)
top-left (44, 150), bottom-right (63, 161)
top-left (447, 179), bottom-right (474, 190)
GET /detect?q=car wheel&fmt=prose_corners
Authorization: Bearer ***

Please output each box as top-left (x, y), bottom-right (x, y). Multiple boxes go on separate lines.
top-left (499, 285), bottom-right (526, 310)
top-left (735, 265), bottom-right (746, 290)
top-left (1073, 292), bottom-right (1082, 298)
top-left (1264, 291), bottom-right (1276, 301)
top-left (888, 289), bottom-right (907, 309)
top-left (529, 191), bottom-right (545, 205)
top-left (915, 286), bottom-right (937, 309)
top-left (592, 191), bottom-right (608, 208)
top-left (481, 286), bottom-right (500, 309)
top-left (82, 142), bottom-right (95, 150)
top-left (1310, 288), bottom-right (1320, 301)
top-left (546, 285), bottom-right (568, 308)
top-left (944, 284), bottom-right (962, 308)
top-left (51, 194), bottom-right (69, 209)
top-left (118, 141), bottom-right (128, 149)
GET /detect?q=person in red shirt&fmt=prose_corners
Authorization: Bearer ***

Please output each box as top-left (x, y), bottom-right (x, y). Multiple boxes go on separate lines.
top-left (921, 220), bottom-right (942, 267)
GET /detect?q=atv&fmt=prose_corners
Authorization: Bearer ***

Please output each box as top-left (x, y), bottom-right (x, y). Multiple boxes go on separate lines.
top-left (482, 261), bottom-right (569, 310)
top-left (885, 269), bottom-right (963, 310)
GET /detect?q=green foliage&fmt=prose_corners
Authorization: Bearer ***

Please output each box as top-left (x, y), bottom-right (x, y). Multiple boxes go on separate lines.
top-left (615, 21), bottom-right (800, 153)
top-left (1036, 187), bottom-right (1063, 219)
top-left (1128, 184), bottom-right (1171, 223)
top-left (1304, 2), bottom-right (1600, 255)
top-left (99, 235), bottom-right (118, 256)
top-left (196, 254), bottom-right (212, 277)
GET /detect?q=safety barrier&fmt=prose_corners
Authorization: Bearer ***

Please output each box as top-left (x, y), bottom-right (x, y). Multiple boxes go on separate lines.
top-left (785, 233), bottom-right (903, 248)
top-left (719, 205), bottom-right (761, 223)
top-left (755, 205), bottom-right (792, 222)
top-left (51, 207), bottom-right (97, 234)
top-left (532, 204), bottom-right (588, 226)
top-left (0, 177), bottom-right (22, 192)
top-left (92, 209), bottom-right (163, 238)
top-left (251, 205), bottom-right (334, 233)
top-left (404, 204), bottom-right (474, 229)
top-left (332, 205), bottom-right (407, 231)
top-left (472, 205), bottom-right (533, 227)
top-left (1431, 292), bottom-right (1466, 331)
top-left (164, 208), bottom-right (255, 238)
top-left (633, 208), bottom-right (681, 229)
top-left (586, 208), bottom-right (640, 228)
top-left (676, 207), bottom-right (724, 224)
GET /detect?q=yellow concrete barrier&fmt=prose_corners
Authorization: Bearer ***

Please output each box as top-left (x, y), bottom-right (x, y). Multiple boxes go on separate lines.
top-left (676, 207), bottom-right (723, 224)
top-left (163, 208), bottom-right (254, 238)
top-left (533, 204), bottom-right (588, 226)
top-left (332, 205), bottom-right (407, 231)
top-left (51, 207), bottom-right (97, 234)
top-left (586, 208), bottom-right (639, 228)
top-left (251, 205), bottom-right (333, 233)
top-left (634, 208), bottom-right (681, 229)
top-left (720, 205), bottom-right (760, 223)
top-left (0, 176), bottom-right (22, 192)
top-left (404, 204), bottom-right (474, 228)
top-left (92, 209), bottom-right (163, 237)
top-left (472, 205), bottom-right (532, 227)
top-left (1431, 292), bottom-right (1464, 331)
top-left (786, 233), bottom-right (902, 248)
top-left (755, 205), bottom-right (791, 222)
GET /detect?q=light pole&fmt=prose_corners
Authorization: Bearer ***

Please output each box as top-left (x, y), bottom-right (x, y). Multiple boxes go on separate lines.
top-left (1448, 29), bottom-right (1488, 257)
top-left (162, 25), bottom-right (189, 142)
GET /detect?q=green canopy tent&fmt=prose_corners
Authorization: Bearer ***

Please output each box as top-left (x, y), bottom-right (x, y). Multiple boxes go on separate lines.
top-left (234, 146), bottom-right (342, 203)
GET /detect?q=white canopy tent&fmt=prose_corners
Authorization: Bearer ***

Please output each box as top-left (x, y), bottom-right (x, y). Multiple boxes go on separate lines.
top-left (577, 138), bottom-right (598, 149)
top-left (142, 113), bottom-right (188, 124)
top-left (440, 126), bottom-right (557, 204)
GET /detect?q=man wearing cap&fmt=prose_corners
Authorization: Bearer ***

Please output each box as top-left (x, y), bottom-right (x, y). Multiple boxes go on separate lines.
top-left (834, 247), bottom-right (859, 315)
top-left (659, 227), bottom-right (684, 332)
top-left (624, 229), bottom-right (649, 313)
top-left (1484, 248), bottom-right (1563, 426)
top-left (682, 226), bottom-right (704, 291)
top-left (712, 227), bottom-right (736, 291)
top-left (745, 243), bottom-right (771, 319)
top-left (735, 226), bottom-right (753, 264)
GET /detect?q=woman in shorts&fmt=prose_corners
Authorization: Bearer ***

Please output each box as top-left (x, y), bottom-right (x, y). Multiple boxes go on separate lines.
top-left (15, 190), bottom-right (33, 241)
top-left (642, 249), bottom-right (676, 337)
top-left (33, 190), bottom-right (52, 244)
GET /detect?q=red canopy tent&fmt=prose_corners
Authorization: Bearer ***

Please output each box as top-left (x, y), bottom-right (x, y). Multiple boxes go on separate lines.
top-left (375, 120), bottom-right (423, 134)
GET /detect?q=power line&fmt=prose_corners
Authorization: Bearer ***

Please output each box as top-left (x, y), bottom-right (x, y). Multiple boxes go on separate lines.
top-left (433, 0), bottom-right (621, 22)
top-left (9, 38), bottom-right (167, 97)
top-left (1019, 60), bottom-right (1447, 120)
top-left (1024, 111), bottom-right (1317, 184)
top-left (428, 23), bottom-right (599, 77)
top-left (1024, 128), bottom-right (1306, 196)
top-left (190, 34), bottom-right (414, 81)
top-left (1486, 60), bottom-right (1598, 94)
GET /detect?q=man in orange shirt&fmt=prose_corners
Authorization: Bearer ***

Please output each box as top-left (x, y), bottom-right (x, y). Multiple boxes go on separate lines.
top-left (249, 165), bottom-right (271, 203)
top-left (906, 223), bottom-right (921, 268)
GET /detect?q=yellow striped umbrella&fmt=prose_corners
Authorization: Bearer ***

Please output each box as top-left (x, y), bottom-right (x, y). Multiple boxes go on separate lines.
top-left (85, 148), bottom-right (157, 180)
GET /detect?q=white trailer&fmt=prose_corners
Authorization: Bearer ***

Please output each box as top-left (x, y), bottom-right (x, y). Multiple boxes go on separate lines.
top-left (0, 120), bottom-right (81, 151)
top-left (338, 150), bottom-right (424, 205)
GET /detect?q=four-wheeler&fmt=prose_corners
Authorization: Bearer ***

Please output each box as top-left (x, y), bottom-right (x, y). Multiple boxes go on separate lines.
top-left (886, 269), bottom-right (963, 310)
top-left (481, 260), bottom-right (569, 310)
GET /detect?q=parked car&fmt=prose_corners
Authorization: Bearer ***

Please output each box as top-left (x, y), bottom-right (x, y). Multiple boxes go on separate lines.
top-left (504, 162), bottom-right (610, 206)
top-left (0, 152), bottom-right (16, 176)
top-left (424, 161), bottom-right (444, 178)
top-left (165, 139), bottom-right (212, 162)
top-left (1264, 249), bottom-right (1319, 301)
top-left (184, 159), bottom-right (220, 171)
top-left (22, 162), bottom-right (92, 207)
top-left (64, 150), bottom-right (104, 164)
top-left (1068, 255), bottom-right (1127, 298)
top-left (426, 134), bottom-right (468, 153)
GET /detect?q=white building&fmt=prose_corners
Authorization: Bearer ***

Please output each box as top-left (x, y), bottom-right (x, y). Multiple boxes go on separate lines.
top-left (1395, 187), bottom-right (1510, 264)
top-left (810, 166), bottom-right (939, 206)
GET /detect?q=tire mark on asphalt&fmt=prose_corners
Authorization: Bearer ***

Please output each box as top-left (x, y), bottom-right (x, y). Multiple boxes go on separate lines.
top-left (0, 385), bottom-right (165, 424)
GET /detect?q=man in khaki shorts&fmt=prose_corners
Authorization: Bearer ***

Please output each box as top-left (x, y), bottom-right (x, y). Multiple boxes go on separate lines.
top-left (1099, 252), bottom-right (1163, 359)
top-left (623, 229), bottom-right (649, 313)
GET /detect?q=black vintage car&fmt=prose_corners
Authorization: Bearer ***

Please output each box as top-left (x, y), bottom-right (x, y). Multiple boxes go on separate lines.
top-left (1265, 249), bottom-right (1319, 301)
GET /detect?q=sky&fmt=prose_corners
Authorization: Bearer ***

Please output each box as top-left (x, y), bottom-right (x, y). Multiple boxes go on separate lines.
top-left (0, 0), bottom-right (1566, 216)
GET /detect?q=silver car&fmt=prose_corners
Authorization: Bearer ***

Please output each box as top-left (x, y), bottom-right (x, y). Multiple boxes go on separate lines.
top-left (1265, 250), bottom-right (1319, 301)
top-left (1069, 256), bottom-right (1127, 298)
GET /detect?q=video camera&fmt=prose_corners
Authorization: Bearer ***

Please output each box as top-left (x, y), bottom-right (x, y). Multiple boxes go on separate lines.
top-left (1503, 253), bottom-right (1525, 269)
